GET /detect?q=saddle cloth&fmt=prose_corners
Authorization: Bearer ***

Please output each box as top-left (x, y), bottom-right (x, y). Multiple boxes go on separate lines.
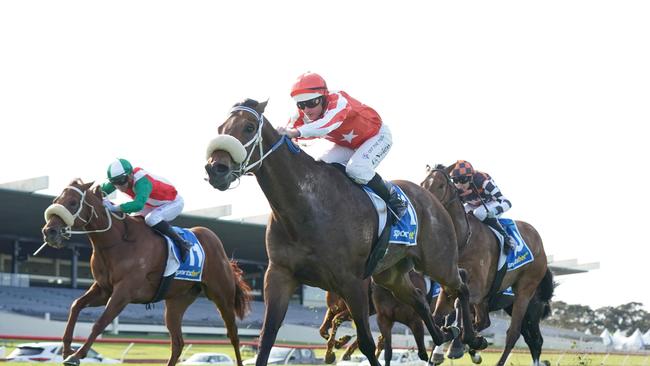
top-left (162, 227), bottom-right (206, 282)
top-left (488, 218), bottom-right (534, 272)
top-left (362, 184), bottom-right (418, 246)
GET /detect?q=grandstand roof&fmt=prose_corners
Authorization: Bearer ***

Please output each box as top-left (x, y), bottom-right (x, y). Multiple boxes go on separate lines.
top-left (0, 188), bottom-right (268, 263)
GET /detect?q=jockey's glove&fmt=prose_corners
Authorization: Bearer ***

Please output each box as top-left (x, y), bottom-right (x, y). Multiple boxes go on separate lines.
top-left (473, 207), bottom-right (488, 221)
top-left (102, 198), bottom-right (122, 213)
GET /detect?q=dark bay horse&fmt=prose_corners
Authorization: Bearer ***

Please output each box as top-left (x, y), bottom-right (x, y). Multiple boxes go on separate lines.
top-left (319, 272), bottom-right (431, 366)
top-left (41, 179), bottom-right (252, 366)
top-left (205, 100), bottom-right (486, 366)
top-left (421, 164), bottom-right (553, 366)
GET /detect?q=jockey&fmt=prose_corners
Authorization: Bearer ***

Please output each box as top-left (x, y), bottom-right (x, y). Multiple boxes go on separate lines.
top-left (277, 72), bottom-right (407, 219)
top-left (450, 160), bottom-right (516, 253)
top-left (101, 158), bottom-right (192, 261)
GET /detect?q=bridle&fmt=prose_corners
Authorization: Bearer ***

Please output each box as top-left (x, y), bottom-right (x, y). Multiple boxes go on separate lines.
top-left (44, 185), bottom-right (123, 239)
top-left (226, 105), bottom-right (300, 178)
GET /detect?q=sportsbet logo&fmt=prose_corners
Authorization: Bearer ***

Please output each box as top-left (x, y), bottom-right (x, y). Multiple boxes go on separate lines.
top-left (393, 230), bottom-right (415, 240)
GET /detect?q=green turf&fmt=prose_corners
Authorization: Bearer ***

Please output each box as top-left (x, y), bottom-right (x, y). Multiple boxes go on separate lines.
top-left (2, 339), bottom-right (650, 365)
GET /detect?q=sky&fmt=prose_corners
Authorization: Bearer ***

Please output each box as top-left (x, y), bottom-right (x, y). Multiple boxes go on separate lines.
top-left (1, 1), bottom-right (649, 311)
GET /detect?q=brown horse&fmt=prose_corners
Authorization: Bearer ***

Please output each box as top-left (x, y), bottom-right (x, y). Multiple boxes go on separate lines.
top-left (41, 179), bottom-right (252, 366)
top-left (319, 287), bottom-right (369, 364)
top-left (319, 280), bottom-right (374, 364)
top-left (205, 100), bottom-right (486, 366)
top-left (421, 164), bottom-right (552, 366)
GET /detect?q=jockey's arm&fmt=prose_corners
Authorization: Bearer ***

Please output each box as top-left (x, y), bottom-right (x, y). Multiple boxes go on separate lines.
top-left (482, 179), bottom-right (512, 216)
top-left (296, 93), bottom-right (350, 138)
top-left (101, 182), bottom-right (116, 195)
top-left (119, 178), bottom-right (153, 213)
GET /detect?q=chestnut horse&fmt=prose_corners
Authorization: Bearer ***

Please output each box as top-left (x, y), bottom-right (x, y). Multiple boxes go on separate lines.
top-left (421, 164), bottom-right (552, 366)
top-left (205, 100), bottom-right (486, 366)
top-left (41, 179), bottom-right (252, 366)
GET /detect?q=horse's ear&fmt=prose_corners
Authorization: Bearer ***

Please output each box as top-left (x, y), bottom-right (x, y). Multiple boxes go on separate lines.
top-left (426, 164), bottom-right (431, 172)
top-left (90, 184), bottom-right (102, 197)
top-left (70, 178), bottom-right (84, 186)
top-left (255, 99), bottom-right (268, 114)
top-left (445, 164), bottom-right (454, 175)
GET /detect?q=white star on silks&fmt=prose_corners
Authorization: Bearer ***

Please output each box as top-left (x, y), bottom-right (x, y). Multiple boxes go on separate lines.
top-left (341, 130), bottom-right (358, 143)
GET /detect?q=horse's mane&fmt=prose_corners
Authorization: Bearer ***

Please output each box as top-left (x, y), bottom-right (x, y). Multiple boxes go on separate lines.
top-left (434, 163), bottom-right (446, 170)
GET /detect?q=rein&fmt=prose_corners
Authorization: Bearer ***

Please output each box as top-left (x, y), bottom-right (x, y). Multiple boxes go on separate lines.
top-left (430, 168), bottom-right (473, 249)
top-left (227, 106), bottom-right (300, 177)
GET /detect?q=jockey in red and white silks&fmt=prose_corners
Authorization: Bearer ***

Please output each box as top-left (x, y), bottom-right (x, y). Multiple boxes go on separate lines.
top-left (278, 72), bottom-right (406, 218)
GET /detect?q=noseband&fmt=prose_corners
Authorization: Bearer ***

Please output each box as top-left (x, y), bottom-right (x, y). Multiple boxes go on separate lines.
top-left (44, 185), bottom-right (120, 238)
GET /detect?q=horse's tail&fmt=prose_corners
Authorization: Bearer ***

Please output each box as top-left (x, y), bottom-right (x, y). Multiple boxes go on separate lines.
top-left (538, 268), bottom-right (556, 319)
top-left (229, 260), bottom-right (252, 320)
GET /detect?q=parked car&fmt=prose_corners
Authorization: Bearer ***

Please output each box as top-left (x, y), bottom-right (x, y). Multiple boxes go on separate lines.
top-left (243, 346), bottom-right (322, 365)
top-left (5, 342), bottom-right (119, 363)
top-left (180, 352), bottom-right (235, 365)
top-left (359, 350), bottom-right (426, 366)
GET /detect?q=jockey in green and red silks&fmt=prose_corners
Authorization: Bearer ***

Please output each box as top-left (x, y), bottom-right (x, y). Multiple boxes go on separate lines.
top-left (101, 158), bottom-right (192, 261)
top-left (277, 72), bottom-right (407, 220)
top-left (450, 160), bottom-right (516, 253)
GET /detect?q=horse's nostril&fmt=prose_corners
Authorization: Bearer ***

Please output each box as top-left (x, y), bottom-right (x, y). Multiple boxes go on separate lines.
top-left (215, 164), bottom-right (229, 173)
top-left (47, 228), bottom-right (58, 237)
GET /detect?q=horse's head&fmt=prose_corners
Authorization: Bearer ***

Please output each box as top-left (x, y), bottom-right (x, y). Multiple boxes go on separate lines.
top-left (421, 163), bottom-right (456, 204)
top-left (42, 179), bottom-right (103, 248)
top-left (205, 99), bottom-right (272, 191)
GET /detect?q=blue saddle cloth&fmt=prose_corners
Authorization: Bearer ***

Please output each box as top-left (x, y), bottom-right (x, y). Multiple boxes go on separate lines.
top-left (499, 218), bottom-right (534, 272)
top-left (362, 184), bottom-right (418, 246)
top-left (169, 227), bottom-right (205, 282)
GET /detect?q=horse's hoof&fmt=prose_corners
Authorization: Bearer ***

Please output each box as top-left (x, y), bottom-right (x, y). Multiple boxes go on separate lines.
top-left (541, 361), bottom-right (551, 366)
top-left (446, 346), bottom-right (464, 360)
top-left (335, 335), bottom-right (353, 348)
top-left (63, 355), bottom-right (80, 366)
top-left (468, 350), bottom-right (482, 364)
top-left (431, 353), bottom-right (445, 365)
top-left (441, 325), bottom-right (460, 342)
top-left (469, 336), bottom-right (488, 351)
top-left (341, 353), bottom-right (352, 361)
top-left (324, 352), bottom-right (336, 364)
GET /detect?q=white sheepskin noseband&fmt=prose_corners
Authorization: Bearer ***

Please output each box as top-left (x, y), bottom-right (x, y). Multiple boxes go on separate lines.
top-left (44, 204), bottom-right (76, 226)
top-left (205, 135), bottom-right (247, 164)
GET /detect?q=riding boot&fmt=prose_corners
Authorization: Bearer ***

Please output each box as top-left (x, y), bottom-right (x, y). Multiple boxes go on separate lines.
top-left (366, 173), bottom-right (408, 220)
top-left (483, 217), bottom-right (515, 254)
top-left (152, 221), bottom-right (192, 262)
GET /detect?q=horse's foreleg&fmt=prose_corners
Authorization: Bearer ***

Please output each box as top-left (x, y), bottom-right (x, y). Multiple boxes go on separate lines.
top-left (66, 290), bottom-right (130, 365)
top-left (376, 272), bottom-right (446, 346)
top-left (325, 309), bottom-right (351, 363)
top-left (496, 290), bottom-right (535, 366)
top-left (409, 318), bottom-right (428, 362)
top-left (445, 269), bottom-right (486, 351)
top-left (62, 283), bottom-right (109, 359)
top-left (256, 266), bottom-right (297, 366)
top-left (340, 281), bottom-right (380, 366)
top-left (341, 339), bottom-right (359, 361)
top-left (164, 293), bottom-right (198, 366)
top-left (320, 306), bottom-right (336, 340)
top-left (376, 315), bottom-right (393, 366)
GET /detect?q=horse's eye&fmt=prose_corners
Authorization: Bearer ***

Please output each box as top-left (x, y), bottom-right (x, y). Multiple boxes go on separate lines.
top-left (70, 200), bottom-right (79, 208)
top-left (245, 123), bottom-right (256, 133)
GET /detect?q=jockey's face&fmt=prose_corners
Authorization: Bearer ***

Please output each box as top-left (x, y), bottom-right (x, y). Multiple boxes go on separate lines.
top-left (114, 174), bottom-right (133, 192)
top-left (298, 97), bottom-right (324, 121)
